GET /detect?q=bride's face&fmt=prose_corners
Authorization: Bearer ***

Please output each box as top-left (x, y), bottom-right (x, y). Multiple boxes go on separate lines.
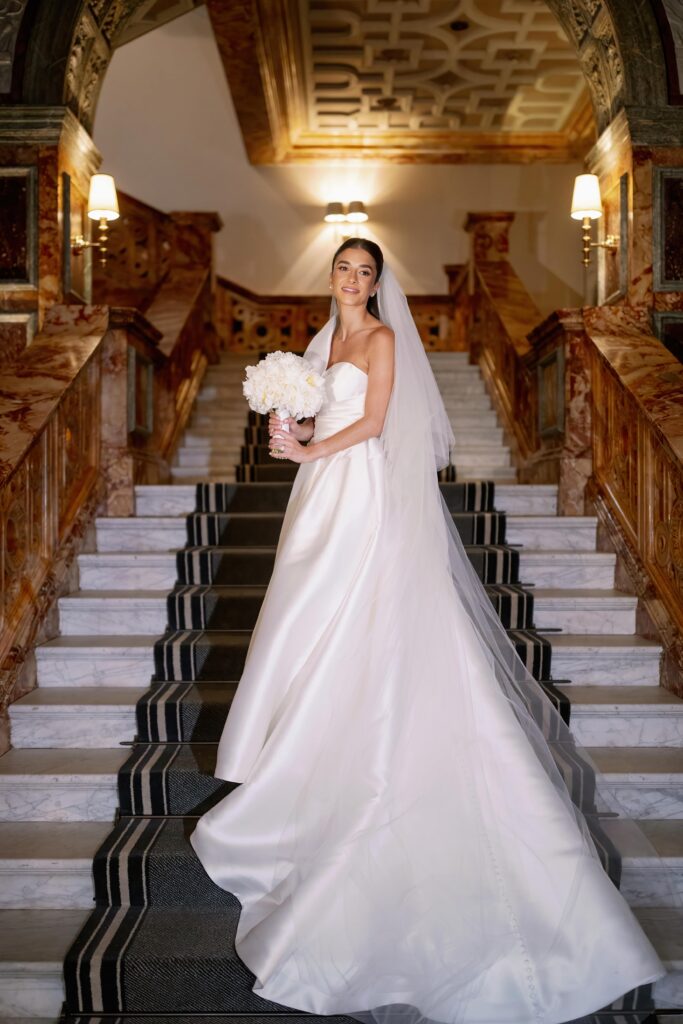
top-left (330, 248), bottom-right (378, 309)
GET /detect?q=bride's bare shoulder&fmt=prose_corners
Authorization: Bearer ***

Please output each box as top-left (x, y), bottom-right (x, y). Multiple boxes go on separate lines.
top-left (367, 322), bottom-right (395, 374)
top-left (368, 321), bottom-right (395, 349)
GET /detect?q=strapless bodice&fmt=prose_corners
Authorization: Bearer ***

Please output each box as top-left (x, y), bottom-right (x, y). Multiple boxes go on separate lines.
top-left (311, 362), bottom-right (368, 444)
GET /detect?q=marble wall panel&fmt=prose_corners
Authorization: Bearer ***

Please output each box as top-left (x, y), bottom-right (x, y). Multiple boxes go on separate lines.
top-left (654, 167), bottom-right (683, 291)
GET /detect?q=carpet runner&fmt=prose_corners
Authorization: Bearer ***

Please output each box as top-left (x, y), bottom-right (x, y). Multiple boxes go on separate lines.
top-left (61, 409), bottom-right (653, 1022)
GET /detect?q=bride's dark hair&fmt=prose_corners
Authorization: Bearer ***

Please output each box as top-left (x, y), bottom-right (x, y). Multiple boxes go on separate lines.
top-left (331, 237), bottom-right (384, 320)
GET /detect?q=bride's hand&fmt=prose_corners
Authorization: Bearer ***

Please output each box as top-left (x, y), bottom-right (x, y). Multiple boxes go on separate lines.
top-left (270, 429), bottom-right (312, 463)
top-left (268, 412), bottom-right (307, 442)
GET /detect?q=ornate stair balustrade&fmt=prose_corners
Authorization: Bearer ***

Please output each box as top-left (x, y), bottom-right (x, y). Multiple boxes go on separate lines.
top-left (0, 270), bottom-right (219, 754)
top-left (454, 255), bottom-right (683, 694)
top-left (215, 275), bottom-right (462, 353)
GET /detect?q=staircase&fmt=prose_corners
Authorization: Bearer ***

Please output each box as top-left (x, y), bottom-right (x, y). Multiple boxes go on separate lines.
top-left (0, 349), bottom-right (681, 1023)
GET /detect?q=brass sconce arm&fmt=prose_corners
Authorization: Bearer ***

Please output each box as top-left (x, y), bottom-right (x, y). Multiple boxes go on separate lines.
top-left (578, 216), bottom-right (620, 267)
top-left (71, 216), bottom-right (112, 267)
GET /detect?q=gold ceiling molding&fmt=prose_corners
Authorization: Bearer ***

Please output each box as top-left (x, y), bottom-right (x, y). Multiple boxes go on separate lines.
top-left (207, 0), bottom-right (597, 164)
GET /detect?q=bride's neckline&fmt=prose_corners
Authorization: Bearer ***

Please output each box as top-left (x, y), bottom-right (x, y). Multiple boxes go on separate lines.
top-left (324, 360), bottom-right (369, 377)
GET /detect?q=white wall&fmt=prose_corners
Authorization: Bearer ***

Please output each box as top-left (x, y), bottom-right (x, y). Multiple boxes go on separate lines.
top-left (94, 5), bottom-right (585, 312)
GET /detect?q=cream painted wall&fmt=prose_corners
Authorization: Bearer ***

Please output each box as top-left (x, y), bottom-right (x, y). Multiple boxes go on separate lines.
top-left (94, 5), bottom-right (586, 312)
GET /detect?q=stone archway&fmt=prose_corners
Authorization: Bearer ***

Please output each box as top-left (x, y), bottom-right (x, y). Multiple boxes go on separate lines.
top-left (0, 0), bottom-right (677, 141)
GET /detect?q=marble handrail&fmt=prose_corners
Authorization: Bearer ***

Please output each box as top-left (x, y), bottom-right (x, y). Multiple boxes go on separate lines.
top-left (0, 305), bottom-right (109, 488)
top-left (585, 307), bottom-right (683, 672)
top-left (476, 262), bottom-right (540, 358)
top-left (455, 264), bottom-right (683, 690)
top-left (584, 306), bottom-right (683, 466)
top-left (0, 275), bottom-right (216, 750)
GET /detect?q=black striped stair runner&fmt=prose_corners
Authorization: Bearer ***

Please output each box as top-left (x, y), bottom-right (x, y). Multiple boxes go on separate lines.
top-left (61, 414), bottom-right (652, 1022)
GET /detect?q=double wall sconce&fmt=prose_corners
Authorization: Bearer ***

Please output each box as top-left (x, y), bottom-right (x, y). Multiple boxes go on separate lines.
top-left (324, 201), bottom-right (369, 224)
top-left (71, 173), bottom-right (120, 267)
top-left (570, 173), bottom-right (619, 267)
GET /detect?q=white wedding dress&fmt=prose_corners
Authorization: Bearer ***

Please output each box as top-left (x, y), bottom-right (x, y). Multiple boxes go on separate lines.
top-left (191, 277), bottom-right (665, 1024)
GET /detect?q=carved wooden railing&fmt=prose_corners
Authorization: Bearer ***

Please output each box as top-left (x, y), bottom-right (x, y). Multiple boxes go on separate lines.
top-left (215, 276), bottom-right (463, 352)
top-left (457, 259), bottom-right (683, 693)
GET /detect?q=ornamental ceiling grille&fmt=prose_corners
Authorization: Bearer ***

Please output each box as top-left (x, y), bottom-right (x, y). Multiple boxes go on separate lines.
top-left (303, 0), bottom-right (586, 135)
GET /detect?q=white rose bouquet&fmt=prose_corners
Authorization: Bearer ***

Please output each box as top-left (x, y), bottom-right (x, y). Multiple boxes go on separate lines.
top-left (242, 351), bottom-right (326, 454)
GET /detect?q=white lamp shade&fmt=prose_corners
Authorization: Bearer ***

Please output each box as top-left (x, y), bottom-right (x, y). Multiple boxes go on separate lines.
top-left (570, 173), bottom-right (602, 221)
top-left (347, 200), bottom-right (368, 223)
top-left (87, 174), bottom-right (120, 221)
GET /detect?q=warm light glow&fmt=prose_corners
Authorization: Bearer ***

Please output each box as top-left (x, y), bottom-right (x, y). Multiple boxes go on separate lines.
top-left (347, 200), bottom-right (368, 223)
top-left (87, 173), bottom-right (120, 222)
top-left (324, 201), bottom-right (346, 223)
top-left (570, 174), bottom-right (602, 221)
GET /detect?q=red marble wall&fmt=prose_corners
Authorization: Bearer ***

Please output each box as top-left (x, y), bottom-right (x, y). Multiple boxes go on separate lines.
top-left (0, 111), bottom-right (100, 370)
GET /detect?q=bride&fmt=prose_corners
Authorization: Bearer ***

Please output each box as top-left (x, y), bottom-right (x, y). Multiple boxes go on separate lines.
top-left (190, 238), bottom-right (665, 1024)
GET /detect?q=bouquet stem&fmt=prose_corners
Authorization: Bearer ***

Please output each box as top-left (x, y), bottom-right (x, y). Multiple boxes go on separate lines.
top-left (270, 406), bottom-right (291, 455)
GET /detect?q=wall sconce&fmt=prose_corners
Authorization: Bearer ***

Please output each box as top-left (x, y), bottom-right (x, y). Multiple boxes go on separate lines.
top-left (347, 201), bottom-right (368, 223)
top-left (323, 200), bottom-right (369, 224)
top-left (71, 173), bottom-right (120, 266)
top-left (570, 173), bottom-right (619, 267)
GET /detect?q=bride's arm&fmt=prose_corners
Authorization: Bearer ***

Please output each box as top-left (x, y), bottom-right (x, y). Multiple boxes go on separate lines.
top-left (271, 327), bottom-right (395, 463)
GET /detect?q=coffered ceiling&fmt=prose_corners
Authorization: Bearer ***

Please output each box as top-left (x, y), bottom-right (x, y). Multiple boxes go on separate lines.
top-left (207, 0), bottom-right (595, 164)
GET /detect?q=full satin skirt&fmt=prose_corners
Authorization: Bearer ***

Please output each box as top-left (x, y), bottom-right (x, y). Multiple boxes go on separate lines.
top-left (191, 368), bottom-right (663, 1024)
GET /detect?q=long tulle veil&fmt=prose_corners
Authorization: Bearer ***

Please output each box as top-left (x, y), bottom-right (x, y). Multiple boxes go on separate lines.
top-left (297, 263), bottom-right (675, 1024)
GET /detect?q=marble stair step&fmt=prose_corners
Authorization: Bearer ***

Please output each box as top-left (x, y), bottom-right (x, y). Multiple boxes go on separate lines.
top-left (0, 909), bottom-right (89, 1017)
top-left (196, 386), bottom-right (248, 402)
top-left (436, 382), bottom-right (488, 397)
top-left (95, 516), bottom-right (186, 552)
top-left (492, 484), bottom-right (557, 515)
top-left (79, 552), bottom-right (178, 590)
top-left (134, 484), bottom-right (196, 517)
top-left (88, 812), bottom-right (683, 912)
top-left (506, 515), bottom-right (597, 550)
top-left (130, 482), bottom-right (522, 520)
top-left (633, 907), bottom-right (683, 1008)
top-left (175, 450), bottom-right (242, 469)
top-left (176, 443), bottom-right (242, 462)
top-left (36, 636), bottom-right (156, 688)
top-left (533, 589), bottom-right (637, 634)
top-left (560, 686), bottom-right (683, 746)
top-left (0, 749), bottom-right (127, 822)
top-left (549, 635), bottom-right (662, 685)
top-left (170, 467), bottom-right (237, 483)
top-left (589, 747), bottom-right (683, 819)
top-left (603, 818), bottom-right (683, 907)
top-left (0, 822), bottom-right (111, 909)
top-left (443, 398), bottom-right (493, 412)
top-left (451, 451), bottom-right (512, 469)
top-left (9, 687), bottom-right (145, 748)
top-left (519, 550), bottom-right (616, 589)
top-left (59, 592), bottom-right (170, 636)
top-left (455, 468), bottom-right (518, 482)
top-left (426, 352), bottom-right (471, 364)
top-left (189, 411), bottom-right (250, 427)
top-left (175, 448), bottom-right (512, 474)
